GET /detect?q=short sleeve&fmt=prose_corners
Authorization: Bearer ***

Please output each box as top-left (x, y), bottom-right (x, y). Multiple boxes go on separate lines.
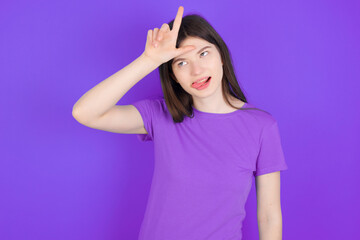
top-left (253, 120), bottom-right (288, 177)
top-left (131, 98), bottom-right (161, 142)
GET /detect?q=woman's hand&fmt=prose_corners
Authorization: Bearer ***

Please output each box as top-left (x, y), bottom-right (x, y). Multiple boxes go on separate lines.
top-left (142, 6), bottom-right (196, 66)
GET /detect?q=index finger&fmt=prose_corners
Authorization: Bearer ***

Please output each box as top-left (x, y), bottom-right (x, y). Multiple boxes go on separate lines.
top-left (171, 6), bottom-right (184, 34)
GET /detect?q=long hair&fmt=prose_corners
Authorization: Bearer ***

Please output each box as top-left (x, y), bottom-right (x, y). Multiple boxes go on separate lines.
top-left (158, 14), bottom-right (266, 123)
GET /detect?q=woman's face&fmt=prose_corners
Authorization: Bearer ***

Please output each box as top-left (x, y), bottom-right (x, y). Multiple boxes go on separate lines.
top-left (171, 37), bottom-right (223, 100)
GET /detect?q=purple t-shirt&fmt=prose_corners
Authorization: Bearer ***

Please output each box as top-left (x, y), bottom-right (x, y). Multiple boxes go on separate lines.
top-left (131, 97), bottom-right (288, 240)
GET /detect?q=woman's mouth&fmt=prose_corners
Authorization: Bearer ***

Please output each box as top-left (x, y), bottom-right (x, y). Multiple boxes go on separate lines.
top-left (192, 76), bottom-right (211, 89)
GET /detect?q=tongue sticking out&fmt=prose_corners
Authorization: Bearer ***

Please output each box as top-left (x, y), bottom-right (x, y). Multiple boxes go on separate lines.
top-left (192, 77), bottom-right (211, 88)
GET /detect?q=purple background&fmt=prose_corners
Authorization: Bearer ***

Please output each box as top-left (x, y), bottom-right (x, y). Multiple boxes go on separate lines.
top-left (1, 0), bottom-right (359, 239)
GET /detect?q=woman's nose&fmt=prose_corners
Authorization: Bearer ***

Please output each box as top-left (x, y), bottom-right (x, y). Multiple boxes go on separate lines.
top-left (190, 62), bottom-right (204, 75)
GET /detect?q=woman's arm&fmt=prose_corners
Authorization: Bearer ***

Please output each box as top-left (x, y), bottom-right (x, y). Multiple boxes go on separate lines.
top-left (72, 6), bottom-right (195, 124)
top-left (72, 53), bottom-right (159, 123)
top-left (255, 171), bottom-right (283, 240)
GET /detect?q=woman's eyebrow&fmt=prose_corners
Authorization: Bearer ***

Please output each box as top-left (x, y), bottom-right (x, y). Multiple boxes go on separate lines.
top-left (173, 46), bottom-right (212, 64)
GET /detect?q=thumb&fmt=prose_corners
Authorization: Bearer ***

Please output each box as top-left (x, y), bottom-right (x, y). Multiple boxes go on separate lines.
top-left (176, 45), bottom-right (196, 55)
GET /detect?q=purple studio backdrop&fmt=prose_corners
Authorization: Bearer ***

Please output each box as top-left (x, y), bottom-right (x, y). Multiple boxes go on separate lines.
top-left (1, 0), bottom-right (359, 239)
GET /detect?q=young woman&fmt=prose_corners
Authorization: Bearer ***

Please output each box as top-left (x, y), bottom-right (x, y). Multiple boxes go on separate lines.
top-left (73, 6), bottom-right (288, 240)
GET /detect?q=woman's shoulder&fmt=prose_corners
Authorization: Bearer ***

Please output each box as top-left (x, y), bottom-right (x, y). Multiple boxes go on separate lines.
top-left (132, 96), bottom-right (166, 116)
top-left (147, 96), bottom-right (170, 115)
top-left (242, 102), bottom-right (277, 127)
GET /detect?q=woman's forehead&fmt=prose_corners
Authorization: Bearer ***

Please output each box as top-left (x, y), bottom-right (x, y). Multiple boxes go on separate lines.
top-left (180, 37), bottom-right (210, 46)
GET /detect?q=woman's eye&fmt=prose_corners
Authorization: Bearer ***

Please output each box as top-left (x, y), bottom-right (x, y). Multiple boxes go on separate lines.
top-left (178, 51), bottom-right (209, 67)
top-left (178, 61), bottom-right (186, 67)
top-left (201, 51), bottom-right (209, 56)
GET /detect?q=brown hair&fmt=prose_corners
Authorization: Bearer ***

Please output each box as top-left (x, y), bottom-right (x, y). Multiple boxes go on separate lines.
top-left (158, 14), bottom-right (267, 123)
